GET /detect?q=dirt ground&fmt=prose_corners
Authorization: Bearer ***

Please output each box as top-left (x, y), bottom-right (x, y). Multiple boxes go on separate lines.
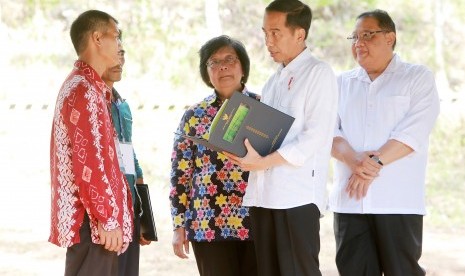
top-left (0, 187), bottom-right (464, 275)
top-left (1, 104), bottom-right (464, 275)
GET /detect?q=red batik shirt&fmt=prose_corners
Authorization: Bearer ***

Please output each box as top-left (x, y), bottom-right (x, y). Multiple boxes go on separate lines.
top-left (49, 60), bottom-right (133, 247)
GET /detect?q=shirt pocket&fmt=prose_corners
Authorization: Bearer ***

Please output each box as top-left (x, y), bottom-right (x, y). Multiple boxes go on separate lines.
top-left (278, 92), bottom-right (305, 110)
top-left (382, 95), bottom-right (410, 127)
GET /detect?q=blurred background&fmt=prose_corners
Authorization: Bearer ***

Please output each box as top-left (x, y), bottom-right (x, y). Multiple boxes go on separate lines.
top-left (0, 0), bottom-right (464, 275)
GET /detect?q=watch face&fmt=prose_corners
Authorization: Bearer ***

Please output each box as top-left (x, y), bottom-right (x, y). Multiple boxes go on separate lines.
top-left (370, 155), bottom-right (383, 165)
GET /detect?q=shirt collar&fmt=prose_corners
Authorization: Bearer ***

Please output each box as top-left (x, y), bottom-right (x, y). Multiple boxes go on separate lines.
top-left (74, 60), bottom-right (110, 96)
top-left (383, 53), bottom-right (401, 73)
top-left (207, 86), bottom-right (250, 105)
top-left (353, 54), bottom-right (401, 82)
top-left (112, 88), bottom-right (124, 104)
top-left (277, 47), bottom-right (312, 76)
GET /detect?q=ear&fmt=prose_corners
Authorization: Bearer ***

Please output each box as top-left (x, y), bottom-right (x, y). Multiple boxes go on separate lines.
top-left (91, 31), bottom-right (103, 47)
top-left (386, 32), bottom-right (396, 47)
top-left (297, 28), bottom-right (306, 42)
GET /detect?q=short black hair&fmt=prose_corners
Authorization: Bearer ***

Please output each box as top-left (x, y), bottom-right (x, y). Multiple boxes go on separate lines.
top-left (266, 0), bottom-right (312, 39)
top-left (199, 35), bottom-right (250, 89)
top-left (357, 9), bottom-right (397, 49)
top-left (70, 10), bottom-right (118, 55)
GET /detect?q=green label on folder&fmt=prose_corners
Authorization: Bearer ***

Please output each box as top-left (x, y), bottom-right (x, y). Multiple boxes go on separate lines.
top-left (223, 103), bottom-right (249, 143)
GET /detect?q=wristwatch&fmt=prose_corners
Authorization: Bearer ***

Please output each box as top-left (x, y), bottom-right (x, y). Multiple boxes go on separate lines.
top-left (369, 154), bottom-right (384, 166)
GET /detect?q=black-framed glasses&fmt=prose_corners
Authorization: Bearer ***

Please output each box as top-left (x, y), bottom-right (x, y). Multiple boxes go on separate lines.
top-left (206, 55), bottom-right (239, 69)
top-left (347, 30), bottom-right (386, 44)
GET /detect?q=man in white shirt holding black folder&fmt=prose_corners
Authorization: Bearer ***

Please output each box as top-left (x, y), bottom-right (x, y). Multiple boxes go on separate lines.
top-left (225, 1), bottom-right (338, 275)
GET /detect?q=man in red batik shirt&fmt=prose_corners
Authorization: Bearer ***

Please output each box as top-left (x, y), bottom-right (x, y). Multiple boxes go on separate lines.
top-left (49, 10), bottom-right (134, 276)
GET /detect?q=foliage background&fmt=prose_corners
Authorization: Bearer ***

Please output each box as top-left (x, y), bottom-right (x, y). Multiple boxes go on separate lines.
top-left (0, 0), bottom-right (464, 275)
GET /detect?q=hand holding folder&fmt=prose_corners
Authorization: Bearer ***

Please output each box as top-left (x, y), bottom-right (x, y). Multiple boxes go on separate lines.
top-left (181, 91), bottom-right (294, 157)
top-left (137, 184), bottom-right (158, 241)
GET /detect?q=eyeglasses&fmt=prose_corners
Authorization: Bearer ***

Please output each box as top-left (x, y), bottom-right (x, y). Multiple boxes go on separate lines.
top-left (347, 30), bottom-right (386, 44)
top-left (206, 56), bottom-right (239, 69)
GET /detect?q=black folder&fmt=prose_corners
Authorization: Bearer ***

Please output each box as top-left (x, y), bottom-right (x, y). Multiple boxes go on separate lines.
top-left (137, 184), bottom-right (158, 241)
top-left (182, 91), bottom-right (294, 157)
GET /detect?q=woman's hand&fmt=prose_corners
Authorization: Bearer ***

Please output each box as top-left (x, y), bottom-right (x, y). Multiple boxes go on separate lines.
top-left (172, 227), bottom-right (189, 259)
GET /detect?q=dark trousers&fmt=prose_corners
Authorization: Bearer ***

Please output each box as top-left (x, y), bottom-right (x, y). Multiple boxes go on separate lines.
top-left (250, 204), bottom-right (321, 276)
top-left (334, 213), bottom-right (425, 276)
top-left (65, 214), bottom-right (117, 276)
top-left (191, 240), bottom-right (257, 276)
top-left (118, 213), bottom-right (141, 276)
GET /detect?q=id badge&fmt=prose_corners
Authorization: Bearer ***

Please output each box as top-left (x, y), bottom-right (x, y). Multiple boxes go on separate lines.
top-left (114, 138), bottom-right (136, 175)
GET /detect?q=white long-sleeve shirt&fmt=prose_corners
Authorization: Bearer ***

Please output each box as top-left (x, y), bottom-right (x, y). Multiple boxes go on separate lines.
top-left (243, 48), bottom-right (338, 210)
top-left (329, 54), bottom-right (440, 215)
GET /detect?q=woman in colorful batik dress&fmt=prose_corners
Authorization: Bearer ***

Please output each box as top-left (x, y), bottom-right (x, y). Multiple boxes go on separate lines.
top-left (170, 35), bottom-right (258, 276)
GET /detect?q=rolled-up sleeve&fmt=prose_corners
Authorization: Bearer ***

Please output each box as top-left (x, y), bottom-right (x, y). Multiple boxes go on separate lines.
top-left (390, 68), bottom-right (440, 152)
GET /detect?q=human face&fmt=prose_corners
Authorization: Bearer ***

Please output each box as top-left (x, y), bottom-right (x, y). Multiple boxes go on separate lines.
top-left (99, 20), bottom-right (121, 69)
top-left (206, 46), bottom-right (244, 100)
top-left (102, 47), bottom-right (125, 86)
top-left (351, 16), bottom-right (395, 78)
top-left (262, 11), bottom-right (305, 66)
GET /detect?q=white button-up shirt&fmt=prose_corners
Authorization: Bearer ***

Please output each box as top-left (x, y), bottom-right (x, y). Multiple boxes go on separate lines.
top-left (243, 48), bottom-right (338, 210)
top-left (329, 54), bottom-right (440, 215)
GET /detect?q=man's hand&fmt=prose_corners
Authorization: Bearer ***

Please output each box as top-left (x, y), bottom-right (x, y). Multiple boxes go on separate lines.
top-left (224, 139), bottom-right (286, 171)
top-left (346, 173), bottom-right (374, 200)
top-left (139, 235), bottom-right (151, 246)
top-left (98, 221), bottom-right (123, 253)
top-left (350, 151), bottom-right (382, 180)
top-left (224, 139), bottom-right (266, 171)
top-left (172, 227), bottom-right (189, 259)
top-left (118, 242), bottom-right (129, 256)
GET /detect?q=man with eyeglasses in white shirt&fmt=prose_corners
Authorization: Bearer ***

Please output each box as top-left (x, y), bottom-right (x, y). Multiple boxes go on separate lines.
top-left (329, 9), bottom-right (440, 276)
